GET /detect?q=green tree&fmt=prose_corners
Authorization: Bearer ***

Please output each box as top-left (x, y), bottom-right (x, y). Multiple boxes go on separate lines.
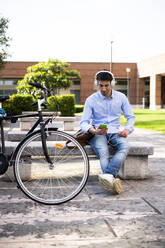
top-left (0, 16), bottom-right (11, 70)
top-left (17, 59), bottom-right (81, 96)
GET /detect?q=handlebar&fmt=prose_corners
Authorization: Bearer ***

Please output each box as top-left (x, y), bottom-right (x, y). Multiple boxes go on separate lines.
top-left (29, 82), bottom-right (48, 103)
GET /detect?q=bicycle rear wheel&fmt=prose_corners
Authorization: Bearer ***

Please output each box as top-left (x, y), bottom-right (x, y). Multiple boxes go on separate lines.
top-left (13, 128), bottom-right (89, 205)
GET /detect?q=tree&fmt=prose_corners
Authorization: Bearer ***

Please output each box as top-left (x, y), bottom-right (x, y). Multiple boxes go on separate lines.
top-left (17, 59), bottom-right (81, 96)
top-left (0, 16), bottom-right (11, 70)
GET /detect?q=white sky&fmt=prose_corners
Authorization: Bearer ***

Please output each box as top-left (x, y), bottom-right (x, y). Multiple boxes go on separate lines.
top-left (1, 0), bottom-right (165, 63)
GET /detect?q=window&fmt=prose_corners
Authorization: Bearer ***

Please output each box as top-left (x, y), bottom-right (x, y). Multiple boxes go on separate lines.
top-left (119, 90), bottom-right (127, 96)
top-left (73, 79), bottom-right (80, 85)
top-left (4, 80), bottom-right (14, 85)
top-left (0, 89), bottom-right (17, 95)
top-left (145, 80), bottom-right (150, 86)
top-left (70, 90), bottom-right (80, 104)
top-left (0, 79), bottom-right (20, 96)
top-left (0, 79), bottom-right (20, 86)
top-left (116, 79), bottom-right (127, 86)
top-left (115, 79), bottom-right (128, 96)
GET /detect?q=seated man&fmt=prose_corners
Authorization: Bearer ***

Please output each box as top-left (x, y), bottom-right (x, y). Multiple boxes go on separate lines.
top-left (80, 70), bottom-right (135, 194)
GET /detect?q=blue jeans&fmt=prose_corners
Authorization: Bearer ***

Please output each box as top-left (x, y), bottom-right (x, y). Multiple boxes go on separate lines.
top-left (88, 133), bottom-right (129, 177)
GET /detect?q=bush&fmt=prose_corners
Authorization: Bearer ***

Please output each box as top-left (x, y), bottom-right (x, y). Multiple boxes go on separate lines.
top-left (48, 95), bottom-right (75, 116)
top-left (3, 94), bottom-right (36, 115)
top-left (75, 104), bottom-right (84, 113)
top-left (47, 95), bottom-right (59, 112)
top-left (58, 95), bottom-right (75, 116)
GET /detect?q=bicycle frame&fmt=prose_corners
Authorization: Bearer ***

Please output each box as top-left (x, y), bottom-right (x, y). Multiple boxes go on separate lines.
top-left (0, 112), bottom-right (40, 153)
top-left (0, 86), bottom-right (56, 167)
top-left (0, 83), bottom-right (90, 205)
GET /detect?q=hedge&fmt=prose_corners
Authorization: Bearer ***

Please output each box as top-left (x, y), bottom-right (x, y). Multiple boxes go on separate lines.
top-left (3, 94), bottom-right (36, 115)
top-left (75, 104), bottom-right (84, 113)
top-left (47, 94), bottom-right (75, 116)
top-left (2, 93), bottom-right (76, 117)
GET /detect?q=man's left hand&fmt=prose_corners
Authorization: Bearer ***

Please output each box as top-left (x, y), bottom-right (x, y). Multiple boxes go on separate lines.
top-left (118, 129), bottom-right (130, 137)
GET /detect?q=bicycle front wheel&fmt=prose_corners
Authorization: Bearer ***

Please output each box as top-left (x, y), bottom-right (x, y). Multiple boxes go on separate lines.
top-left (13, 128), bottom-right (89, 205)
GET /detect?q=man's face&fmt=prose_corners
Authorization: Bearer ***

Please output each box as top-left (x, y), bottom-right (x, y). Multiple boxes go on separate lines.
top-left (98, 80), bottom-right (111, 97)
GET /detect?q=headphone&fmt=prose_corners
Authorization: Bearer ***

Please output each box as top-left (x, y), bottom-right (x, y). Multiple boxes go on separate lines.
top-left (94, 70), bottom-right (115, 87)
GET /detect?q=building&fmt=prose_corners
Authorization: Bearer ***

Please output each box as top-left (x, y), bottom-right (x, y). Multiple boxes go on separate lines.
top-left (137, 53), bottom-right (165, 109)
top-left (0, 53), bottom-right (165, 109)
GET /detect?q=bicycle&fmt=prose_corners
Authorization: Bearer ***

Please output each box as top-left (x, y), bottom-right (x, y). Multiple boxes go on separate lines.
top-left (0, 82), bottom-right (89, 205)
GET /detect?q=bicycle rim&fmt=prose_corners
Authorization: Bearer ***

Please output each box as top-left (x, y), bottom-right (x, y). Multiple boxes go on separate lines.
top-left (14, 128), bottom-right (89, 205)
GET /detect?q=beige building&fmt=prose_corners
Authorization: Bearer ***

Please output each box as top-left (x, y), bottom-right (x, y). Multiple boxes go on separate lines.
top-left (138, 53), bottom-right (165, 109)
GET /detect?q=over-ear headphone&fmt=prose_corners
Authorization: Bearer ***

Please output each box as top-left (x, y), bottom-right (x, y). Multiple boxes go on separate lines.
top-left (94, 70), bottom-right (115, 87)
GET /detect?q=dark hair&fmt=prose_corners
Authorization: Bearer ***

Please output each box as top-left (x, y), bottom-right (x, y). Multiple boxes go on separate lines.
top-left (96, 70), bottom-right (113, 82)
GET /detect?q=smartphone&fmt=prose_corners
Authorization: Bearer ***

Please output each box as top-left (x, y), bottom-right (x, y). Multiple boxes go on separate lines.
top-left (99, 124), bottom-right (107, 129)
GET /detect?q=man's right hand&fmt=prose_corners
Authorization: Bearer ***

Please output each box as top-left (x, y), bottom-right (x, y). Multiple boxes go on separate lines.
top-left (89, 126), bottom-right (108, 135)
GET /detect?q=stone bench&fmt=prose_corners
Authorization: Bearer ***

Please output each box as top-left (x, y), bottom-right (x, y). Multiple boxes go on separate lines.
top-left (3, 140), bottom-right (153, 180)
top-left (19, 113), bottom-right (81, 131)
top-left (82, 142), bottom-right (153, 179)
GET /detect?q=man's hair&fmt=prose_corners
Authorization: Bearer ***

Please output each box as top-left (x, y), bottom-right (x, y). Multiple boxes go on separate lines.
top-left (96, 70), bottom-right (113, 82)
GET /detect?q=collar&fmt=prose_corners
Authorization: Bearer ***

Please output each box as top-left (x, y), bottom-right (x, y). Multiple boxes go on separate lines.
top-left (98, 90), bottom-right (114, 100)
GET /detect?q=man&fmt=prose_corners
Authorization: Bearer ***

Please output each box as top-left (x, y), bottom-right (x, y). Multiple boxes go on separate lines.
top-left (80, 70), bottom-right (135, 194)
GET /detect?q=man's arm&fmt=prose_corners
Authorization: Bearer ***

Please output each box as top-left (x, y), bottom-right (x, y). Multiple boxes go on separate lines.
top-left (80, 98), bottom-right (108, 135)
top-left (120, 96), bottom-right (135, 136)
top-left (80, 99), bottom-right (93, 133)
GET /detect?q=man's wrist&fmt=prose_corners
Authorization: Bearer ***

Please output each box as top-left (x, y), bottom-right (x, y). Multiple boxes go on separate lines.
top-left (124, 129), bottom-right (130, 134)
top-left (89, 127), bottom-right (96, 135)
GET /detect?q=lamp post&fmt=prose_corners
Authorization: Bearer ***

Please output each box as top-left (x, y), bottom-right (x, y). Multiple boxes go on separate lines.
top-left (126, 67), bottom-right (131, 100)
top-left (110, 41), bottom-right (114, 72)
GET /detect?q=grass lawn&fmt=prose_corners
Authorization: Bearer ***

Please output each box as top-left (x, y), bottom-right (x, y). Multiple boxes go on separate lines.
top-left (120, 109), bottom-right (165, 134)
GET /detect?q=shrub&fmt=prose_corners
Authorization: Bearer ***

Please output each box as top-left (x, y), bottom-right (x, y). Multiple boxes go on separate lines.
top-left (47, 95), bottom-right (59, 112)
top-left (48, 95), bottom-right (75, 116)
top-left (58, 95), bottom-right (75, 116)
top-left (3, 94), bottom-right (36, 115)
top-left (75, 104), bottom-right (84, 113)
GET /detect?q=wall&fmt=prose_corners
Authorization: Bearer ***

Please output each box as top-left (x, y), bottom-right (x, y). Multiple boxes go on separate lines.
top-left (0, 61), bottom-right (138, 105)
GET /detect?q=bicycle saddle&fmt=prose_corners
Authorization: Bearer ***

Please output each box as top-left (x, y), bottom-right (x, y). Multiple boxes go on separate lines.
top-left (0, 95), bottom-right (10, 103)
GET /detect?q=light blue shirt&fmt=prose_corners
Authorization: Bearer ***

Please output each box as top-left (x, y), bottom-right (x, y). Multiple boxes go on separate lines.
top-left (80, 90), bottom-right (135, 134)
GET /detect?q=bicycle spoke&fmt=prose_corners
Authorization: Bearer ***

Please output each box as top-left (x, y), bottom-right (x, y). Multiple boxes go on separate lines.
top-left (14, 129), bottom-right (89, 204)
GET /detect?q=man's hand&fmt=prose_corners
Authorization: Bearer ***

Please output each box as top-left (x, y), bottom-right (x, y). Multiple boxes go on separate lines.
top-left (118, 129), bottom-right (130, 137)
top-left (89, 126), bottom-right (108, 135)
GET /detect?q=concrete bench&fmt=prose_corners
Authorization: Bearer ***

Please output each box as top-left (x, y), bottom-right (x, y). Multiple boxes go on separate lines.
top-left (78, 142), bottom-right (153, 179)
top-left (19, 112), bottom-right (81, 131)
top-left (3, 140), bottom-right (153, 181)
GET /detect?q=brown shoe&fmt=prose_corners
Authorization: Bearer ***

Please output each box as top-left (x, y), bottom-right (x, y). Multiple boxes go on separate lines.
top-left (113, 178), bottom-right (122, 194)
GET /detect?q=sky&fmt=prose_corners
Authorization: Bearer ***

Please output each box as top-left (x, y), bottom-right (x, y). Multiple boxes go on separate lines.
top-left (1, 0), bottom-right (165, 63)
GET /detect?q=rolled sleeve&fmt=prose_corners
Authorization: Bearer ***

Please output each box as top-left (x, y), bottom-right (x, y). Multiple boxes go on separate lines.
top-left (122, 97), bottom-right (135, 134)
top-left (80, 99), bottom-right (93, 133)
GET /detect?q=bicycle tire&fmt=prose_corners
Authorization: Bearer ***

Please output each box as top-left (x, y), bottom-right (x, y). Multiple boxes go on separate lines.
top-left (13, 128), bottom-right (89, 205)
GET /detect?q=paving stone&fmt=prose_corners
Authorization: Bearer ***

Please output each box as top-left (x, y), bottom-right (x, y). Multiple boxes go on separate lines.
top-left (0, 127), bottom-right (165, 247)
top-left (0, 217), bottom-right (114, 241)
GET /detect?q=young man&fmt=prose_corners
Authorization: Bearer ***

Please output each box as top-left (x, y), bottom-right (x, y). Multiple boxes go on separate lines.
top-left (80, 70), bottom-right (135, 194)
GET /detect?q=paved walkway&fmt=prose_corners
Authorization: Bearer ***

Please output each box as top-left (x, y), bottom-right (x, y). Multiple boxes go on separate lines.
top-left (0, 127), bottom-right (165, 247)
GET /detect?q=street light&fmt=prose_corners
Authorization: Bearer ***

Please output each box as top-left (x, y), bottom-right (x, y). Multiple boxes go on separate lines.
top-left (110, 41), bottom-right (114, 72)
top-left (126, 67), bottom-right (131, 100)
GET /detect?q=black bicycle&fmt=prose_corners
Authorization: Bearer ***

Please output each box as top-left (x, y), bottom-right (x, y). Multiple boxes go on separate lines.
top-left (0, 82), bottom-right (89, 205)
